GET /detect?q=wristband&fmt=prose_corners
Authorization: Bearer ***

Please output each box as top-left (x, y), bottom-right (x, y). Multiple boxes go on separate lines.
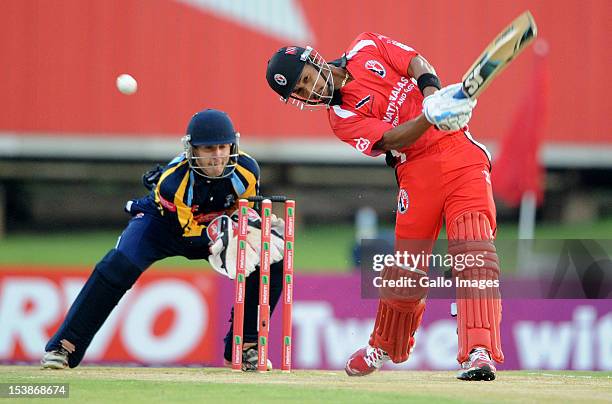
top-left (417, 73), bottom-right (441, 94)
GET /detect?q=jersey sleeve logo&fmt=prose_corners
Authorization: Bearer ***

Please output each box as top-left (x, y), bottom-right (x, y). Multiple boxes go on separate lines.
top-left (355, 137), bottom-right (371, 152)
top-left (274, 74), bottom-right (287, 86)
top-left (365, 60), bottom-right (386, 78)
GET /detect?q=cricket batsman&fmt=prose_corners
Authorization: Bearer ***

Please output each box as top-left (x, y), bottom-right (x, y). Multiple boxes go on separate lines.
top-left (41, 109), bottom-right (286, 371)
top-left (265, 33), bottom-right (503, 381)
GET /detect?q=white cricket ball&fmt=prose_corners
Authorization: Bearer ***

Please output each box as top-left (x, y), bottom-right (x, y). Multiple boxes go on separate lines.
top-left (116, 73), bottom-right (138, 95)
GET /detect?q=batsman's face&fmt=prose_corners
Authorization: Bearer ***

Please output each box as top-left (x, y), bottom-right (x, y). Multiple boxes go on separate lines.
top-left (292, 64), bottom-right (331, 102)
top-left (192, 144), bottom-right (231, 177)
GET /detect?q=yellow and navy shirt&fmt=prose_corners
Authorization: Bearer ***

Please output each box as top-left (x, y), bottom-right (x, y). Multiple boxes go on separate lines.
top-left (152, 152), bottom-right (259, 238)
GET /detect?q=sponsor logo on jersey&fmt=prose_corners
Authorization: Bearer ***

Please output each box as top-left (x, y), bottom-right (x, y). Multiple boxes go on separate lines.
top-left (365, 60), bottom-right (386, 78)
top-left (158, 194), bottom-right (177, 212)
top-left (355, 95), bottom-right (371, 109)
top-left (355, 137), bottom-right (371, 153)
top-left (274, 74), bottom-right (287, 86)
top-left (398, 188), bottom-right (409, 214)
top-left (383, 77), bottom-right (416, 126)
top-left (285, 47), bottom-right (298, 55)
top-left (193, 209), bottom-right (226, 225)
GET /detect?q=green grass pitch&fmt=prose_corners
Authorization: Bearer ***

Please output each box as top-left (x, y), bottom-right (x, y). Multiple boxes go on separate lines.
top-left (1, 366), bottom-right (611, 403)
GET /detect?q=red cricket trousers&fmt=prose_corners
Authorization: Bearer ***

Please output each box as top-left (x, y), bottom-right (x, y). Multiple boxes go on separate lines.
top-left (395, 132), bottom-right (495, 240)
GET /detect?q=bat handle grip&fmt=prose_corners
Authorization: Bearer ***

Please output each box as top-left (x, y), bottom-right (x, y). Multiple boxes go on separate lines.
top-left (453, 88), bottom-right (468, 99)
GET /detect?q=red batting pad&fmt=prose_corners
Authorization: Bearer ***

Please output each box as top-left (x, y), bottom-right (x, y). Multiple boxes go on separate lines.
top-left (368, 298), bottom-right (425, 364)
top-left (449, 212), bottom-right (504, 363)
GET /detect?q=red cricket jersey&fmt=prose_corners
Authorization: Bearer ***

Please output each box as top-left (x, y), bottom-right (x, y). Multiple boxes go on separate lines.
top-left (327, 32), bottom-right (459, 161)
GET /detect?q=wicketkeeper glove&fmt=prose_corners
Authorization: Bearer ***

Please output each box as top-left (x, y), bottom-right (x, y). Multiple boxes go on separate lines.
top-left (422, 83), bottom-right (477, 131)
top-left (206, 215), bottom-right (260, 279)
top-left (230, 207), bottom-right (285, 265)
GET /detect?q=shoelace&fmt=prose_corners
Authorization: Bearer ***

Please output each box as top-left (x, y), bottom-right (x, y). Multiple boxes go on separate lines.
top-left (469, 348), bottom-right (491, 364)
top-left (363, 347), bottom-right (388, 368)
top-left (49, 347), bottom-right (69, 358)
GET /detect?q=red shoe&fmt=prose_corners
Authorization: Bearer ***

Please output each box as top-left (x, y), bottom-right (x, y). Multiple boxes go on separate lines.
top-left (457, 347), bottom-right (497, 381)
top-left (345, 345), bottom-right (390, 376)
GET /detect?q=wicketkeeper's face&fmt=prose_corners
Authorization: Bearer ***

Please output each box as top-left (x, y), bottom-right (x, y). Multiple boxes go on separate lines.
top-left (192, 144), bottom-right (231, 177)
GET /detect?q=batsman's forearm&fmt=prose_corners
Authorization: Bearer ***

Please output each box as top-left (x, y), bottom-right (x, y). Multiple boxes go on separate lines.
top-left (375, 115), bottom-right (432, 151)
top-left (408, 56), bottom-right (439, 97)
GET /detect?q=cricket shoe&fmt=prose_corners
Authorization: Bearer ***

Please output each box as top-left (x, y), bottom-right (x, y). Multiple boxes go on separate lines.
top-left (241, 347), bottom-right (273, 372)
top-left (345, 345), bottom-right (390, 376)
top-left (41, 348), bottom-right (69, 369)
top-left (457, 347), bottom-right (497, 381)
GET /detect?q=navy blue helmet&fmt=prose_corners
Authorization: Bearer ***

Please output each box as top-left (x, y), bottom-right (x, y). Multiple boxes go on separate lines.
top-left (266, 46), bottom-right (334, 110)
top-left (183, 109), bottom-right (240, 178)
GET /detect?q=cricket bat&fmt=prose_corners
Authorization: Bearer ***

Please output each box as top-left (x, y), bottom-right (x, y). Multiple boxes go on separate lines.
top-left (456, 11), bottom-right (538, 100)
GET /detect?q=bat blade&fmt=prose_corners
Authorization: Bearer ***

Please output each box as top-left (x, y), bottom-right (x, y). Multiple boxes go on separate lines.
top-left (457, 11), bottom-right (538, 100)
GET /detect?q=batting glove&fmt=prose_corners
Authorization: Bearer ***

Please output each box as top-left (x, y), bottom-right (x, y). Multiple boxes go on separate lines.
top-left (422, 83), bottom-right (477, 131)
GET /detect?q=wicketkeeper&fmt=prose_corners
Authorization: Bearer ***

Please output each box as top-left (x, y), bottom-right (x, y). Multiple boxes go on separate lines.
top-left (42, 109), bottom-right (285, 371)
